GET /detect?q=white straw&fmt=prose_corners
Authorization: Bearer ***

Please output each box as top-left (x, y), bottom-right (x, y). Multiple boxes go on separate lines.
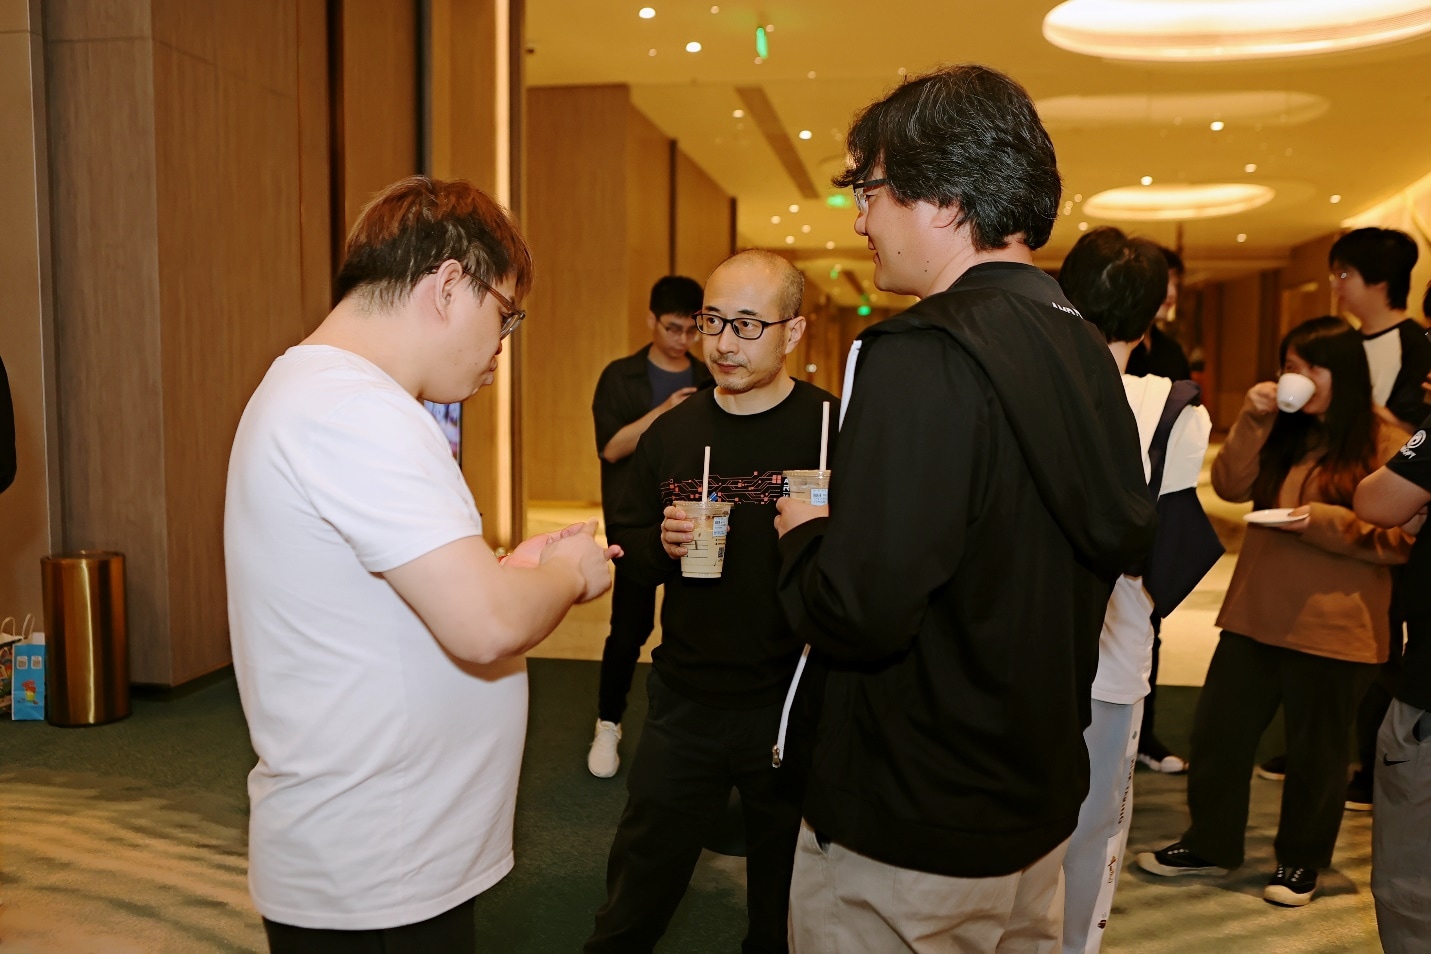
top-left (702, 445), bottom-right (711, 501)
top-left (819, 402), bottom-right (830, 471)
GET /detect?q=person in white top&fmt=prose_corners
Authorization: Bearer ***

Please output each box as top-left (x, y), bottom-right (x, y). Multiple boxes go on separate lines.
top-left (225, 176), bottom-right (617, 953)
top-left (1056, 227), bottom-right (1213, 954)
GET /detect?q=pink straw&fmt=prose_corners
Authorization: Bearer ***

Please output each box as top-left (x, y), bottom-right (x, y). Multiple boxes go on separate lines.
top-left (702, 445), bottom-right (711, 501)
top-left (819, 402), bottom-right (830, 471)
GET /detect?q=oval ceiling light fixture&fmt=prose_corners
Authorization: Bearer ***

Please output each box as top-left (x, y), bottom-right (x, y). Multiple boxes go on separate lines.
top-left (1037, 91), bottom-right (1329, 128)
top-left (1084, 182), bottom-right (1275, 220)
top-left (639, 6), bottom-right (655, 19)
top-left (1043, 0), bottom-right (1431, 61)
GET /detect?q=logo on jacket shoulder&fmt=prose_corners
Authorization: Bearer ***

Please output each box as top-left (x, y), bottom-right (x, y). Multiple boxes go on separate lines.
top-left (1401, 430), bottom-right (1426, 458)
top-left (1051, 301), bottom-right (1082, 318)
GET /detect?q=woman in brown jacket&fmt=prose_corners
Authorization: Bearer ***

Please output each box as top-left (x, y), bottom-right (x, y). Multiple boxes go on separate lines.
top-left (1138, 316), bottom-right (1412, 907)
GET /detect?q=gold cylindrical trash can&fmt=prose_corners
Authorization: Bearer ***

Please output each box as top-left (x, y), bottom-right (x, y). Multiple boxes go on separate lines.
top-left (40, 551), bottom-right (130, 726)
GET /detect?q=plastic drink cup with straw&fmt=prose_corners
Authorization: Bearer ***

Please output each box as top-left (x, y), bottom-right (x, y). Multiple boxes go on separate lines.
top-left (680, 444), bottom-right (734, 579)
top-left (783, 401), bottom-right (832, 504)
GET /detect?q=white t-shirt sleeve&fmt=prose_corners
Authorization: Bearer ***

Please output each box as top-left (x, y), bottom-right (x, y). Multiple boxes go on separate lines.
top-left (296, 390), bottom-right (483, 573)
top-left (1158, 404), bottom-right (1212, 496)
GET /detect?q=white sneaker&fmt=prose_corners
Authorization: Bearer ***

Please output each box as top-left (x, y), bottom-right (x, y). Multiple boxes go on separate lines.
top-left (588, 720), bottom-right (622, 778)
top-left (1137, 752), bottom-right (1188, 774)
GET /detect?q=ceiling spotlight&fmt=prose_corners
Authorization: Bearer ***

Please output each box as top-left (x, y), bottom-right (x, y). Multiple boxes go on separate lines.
top-left (799, 130), bottom-right (812, 140)
top-left (785, 235), bottom-right (795, 244)
top-left (1330, 194), bottom-right (1342, 203)
top-left (805, 363), bottom-right (818, 373)
top-left (1210, 120), bottom-right (1225, 131)
top-left (685, 41), bottom-right (702, 52)
top-left (1063, 201), bottom-right (1073, 214)
top-left (807, 71), bottom-right (817, 79)
top-left (732, 109), bottom-right (744, 118)
top-left (897, 67), bottom-right (907, 75)
top-left (1140, 175), bottom-right (1153, 186)
top-left (1245, 163), bottom-right (1258, 172)
top-left (801, 225), bottom-right (812, 233)
top-left (825, 240), bottom-right (836, 249)
top-left (710, 4), bottom-right (719, 10)
top-left (754, 56), bottom-right (764, 64)
top-left (639, 7), bottom-right (655, 18)
top-left (789, 204), bottom-right (800, 213)
top-left (766, 22), bottom-right (775, 32)
top-left (1237, 233), bottom-right (1248, 242)
top-left (771, 215), bottom-right (781, 224)
top-left (1078, 221), bottom-right (1089, 231)
top-left (1074, 193), bottom-right (1083, 202)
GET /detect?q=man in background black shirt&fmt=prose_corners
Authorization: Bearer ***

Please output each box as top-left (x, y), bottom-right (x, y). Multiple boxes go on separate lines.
top-left (588, 276), bottom-right (713, 778)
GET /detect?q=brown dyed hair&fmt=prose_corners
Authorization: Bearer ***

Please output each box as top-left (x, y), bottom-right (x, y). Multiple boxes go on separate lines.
top-left (334, 176), bottom-right (533, 308)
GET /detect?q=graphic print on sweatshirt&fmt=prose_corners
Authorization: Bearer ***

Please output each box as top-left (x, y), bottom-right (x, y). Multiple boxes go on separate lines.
top-left (661, 471), bottom-right (786, 505)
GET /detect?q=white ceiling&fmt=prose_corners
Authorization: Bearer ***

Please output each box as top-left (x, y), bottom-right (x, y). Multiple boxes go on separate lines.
top-left (526, 1), bottom-right (1431, 304)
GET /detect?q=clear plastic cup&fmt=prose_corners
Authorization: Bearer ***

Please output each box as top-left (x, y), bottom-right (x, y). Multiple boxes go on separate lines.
top-left (783, 469), bottom-right (831, 506)
top-left (678, 500), bottom-right (734, 579)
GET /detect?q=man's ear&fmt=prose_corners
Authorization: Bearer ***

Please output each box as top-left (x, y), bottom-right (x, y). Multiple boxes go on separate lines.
top-left (930, 200), bottom-right (962, 230)
top-left (646, 310), bottom-right (657, 331)
top-left (783, 316), bottom-right (808, 355)
top-left (432, 259), bottom-right (466, 321)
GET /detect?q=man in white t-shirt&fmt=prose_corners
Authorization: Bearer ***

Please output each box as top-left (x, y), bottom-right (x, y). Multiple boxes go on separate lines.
top-left (1058, 228), bottom-right (1213, 954)
top-left (226, 176), bottom-right (617, 953)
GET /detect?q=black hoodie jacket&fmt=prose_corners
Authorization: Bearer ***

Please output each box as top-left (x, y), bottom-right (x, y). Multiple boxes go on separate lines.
top-left (776, 262), bottom-right (1157, 878)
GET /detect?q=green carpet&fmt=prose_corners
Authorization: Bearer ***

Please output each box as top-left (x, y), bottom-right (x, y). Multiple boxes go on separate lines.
top-left (0, 661), bottom-right (1381, 952)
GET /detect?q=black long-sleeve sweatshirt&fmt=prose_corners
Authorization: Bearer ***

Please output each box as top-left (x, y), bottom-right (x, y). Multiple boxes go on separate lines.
top-left (609, 379), bottom-right (838, 709)
top-left (777, 262), bottom-right (1157, 878)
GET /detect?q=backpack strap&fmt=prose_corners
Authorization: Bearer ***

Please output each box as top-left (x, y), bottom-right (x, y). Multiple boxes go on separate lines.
top-left (1146, 379), bottom-right (1202, 499)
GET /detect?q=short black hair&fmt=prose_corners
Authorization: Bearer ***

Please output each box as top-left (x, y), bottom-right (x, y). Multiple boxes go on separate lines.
top-left (1329, 228), bottom-right (1419, 310)
top-left (1161, 246), bottom-right (1184, 278)
top-left (1058, 226), bottom-right (1169, 344)
top-left (649, 275), bottom-right (703, 318)
top-left (832, 64), bottom-right (1062, 251)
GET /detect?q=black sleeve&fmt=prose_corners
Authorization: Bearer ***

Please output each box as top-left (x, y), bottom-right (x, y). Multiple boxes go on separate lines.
top-left (1387, 326), bottom-right (1431, 431)
top-left (607, 425), bottom-right (678, 586)
top-left (592, 365), bottom-right (627, 460)
top-left (0, 358), bottom-right (14, 494)
top-left (777, 335), bottom-right (981, 661)
top-left (1386, 411), bottom-right (1431, 492)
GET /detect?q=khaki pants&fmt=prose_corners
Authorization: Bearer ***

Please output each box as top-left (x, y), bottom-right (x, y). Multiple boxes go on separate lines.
top-left (788, 821), bottom-right (1066, 953)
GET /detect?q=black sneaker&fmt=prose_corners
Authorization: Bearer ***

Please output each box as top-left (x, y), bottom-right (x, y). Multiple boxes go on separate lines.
top-left (1345, 770), bottom-right (1373, 812)
top-left (1136, 842), bottom-right (1229, 877)
top-left (1263, 865), bottom-right (1318, 906)
top-left (1255, 754), bottom-right (1287, 781)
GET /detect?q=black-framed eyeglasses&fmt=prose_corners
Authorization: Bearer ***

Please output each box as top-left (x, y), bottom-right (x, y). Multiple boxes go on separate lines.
top-left (852, 177), bottom-right (889, 214)
top-left (426, 265), bottom-right (525, 338)
top-left (694, 311), bottom-right (794, 340)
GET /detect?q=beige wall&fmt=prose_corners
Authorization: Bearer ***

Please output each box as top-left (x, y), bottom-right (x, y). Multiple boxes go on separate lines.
top-left (0, 0), bottom-right (61, 629)
top-left (674, 151), bottom-right (732, 290)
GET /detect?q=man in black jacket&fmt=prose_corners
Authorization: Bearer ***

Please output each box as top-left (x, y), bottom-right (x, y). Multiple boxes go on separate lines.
top-left (774, 64), bottom-right (1157, 950)
top-left (587, 276), bottom-right (713, 778)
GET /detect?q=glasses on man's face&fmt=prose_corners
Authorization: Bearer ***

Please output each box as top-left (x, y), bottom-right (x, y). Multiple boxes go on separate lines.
top-left (658, 320), bottom-right (699, 339)
top-left (471, 275), bottom-right (526, 339)
top-left (852, 177), bottom-right (889, 214)
top-left (694, 311), bottom-right (794, 340)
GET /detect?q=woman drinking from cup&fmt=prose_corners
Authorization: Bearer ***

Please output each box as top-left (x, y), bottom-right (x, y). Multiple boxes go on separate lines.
top-left (1138, 315), bottom-right (1412, 907)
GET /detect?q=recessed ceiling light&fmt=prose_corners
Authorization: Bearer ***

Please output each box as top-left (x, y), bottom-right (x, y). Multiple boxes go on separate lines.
top-left (1042, 0), bottom-right (1431, 61)
top-left (648, 48), bottom-right (657, 56)
top-left (789, 204), bottom-right (800, 213)
top-left (785, 235), bottom-right (795, 244)
top-left (754, 56), bottom-right (764, 64)
top-left (1084, 183), bottom-right (1275, 220)
top-left (1330, 194), bottom-right (1342, 203)
top-left (1063, 201), bottom-right (1073, 214)
top-left (801, 225), bottom-right (812, 233)
top-left (1237, 233), bottom-right (1248, 242)
top-left (766, 23), bottom-right (775, 32)
top-left (805, 363), bottom-right (818, 373)
top-left (1245, 163), bottom-right (1258, 173)
top-left (710, 4), bottom-right (719, 11)
top-left (1078, 222), bottom-right (1089, 231)
top-left (825, 241), bottom-right (836, 250)
top-left (798, 130), bottom-right (812, 140)
top-left (897, 67), bottom-right (907, 76)
top-left (1140, 175), bottom-right (1153, 186)
top-left (807, 71), bottom-right (817, 79)
top-left (1074, 193), bottom-right (1083, 202)
top-left (1210, 120), bottom-right (1225, 131)
top-left (685, 41), bottom-right (702, 52)
top-left (732, 109), bottom-right (744, 118)
top-left (771, 215), bottom-right (782, 224)
top-left (639, 7), bottom-right (655, 18)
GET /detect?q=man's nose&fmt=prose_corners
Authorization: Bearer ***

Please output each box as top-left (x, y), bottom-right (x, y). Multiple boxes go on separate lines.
top-left (854, 210), bottom-right (869, 237)
top-left (717, 324), bottom-right (742, 352)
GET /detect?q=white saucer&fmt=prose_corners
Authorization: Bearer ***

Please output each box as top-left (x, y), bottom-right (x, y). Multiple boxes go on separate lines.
top-left (1243, 508), bottom-right (1304, 527)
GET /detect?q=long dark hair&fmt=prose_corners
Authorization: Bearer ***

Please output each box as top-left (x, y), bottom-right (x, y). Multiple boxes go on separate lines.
top-left (1252, 316), bottom-right (1378, 508)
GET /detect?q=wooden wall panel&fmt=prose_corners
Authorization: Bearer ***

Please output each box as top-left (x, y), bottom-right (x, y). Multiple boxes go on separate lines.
top-left (45, 33), bottom-right (172, 681)
top-left (523, 85), bottom-right (628, 504)
top-left (296, 0), bottom-right (331, 328)
top-left (1213, 276), bottom-right (1264, 431)
top-left (625, 106), bottom-right (671, 350)
top-left (674, 150), bottom-right (733, 288)
top-left (340, 0), bottom-right (417, 231)
top-left (0, 6), bottom-right (61, 627)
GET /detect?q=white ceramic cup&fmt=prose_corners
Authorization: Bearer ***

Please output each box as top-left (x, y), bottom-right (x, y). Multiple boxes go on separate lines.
top-left (1276, 372), bottom-right (1317, 413)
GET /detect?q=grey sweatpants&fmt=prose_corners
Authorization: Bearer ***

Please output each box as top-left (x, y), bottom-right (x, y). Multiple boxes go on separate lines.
top-left (1372, 699), bottom-right (1431, 954)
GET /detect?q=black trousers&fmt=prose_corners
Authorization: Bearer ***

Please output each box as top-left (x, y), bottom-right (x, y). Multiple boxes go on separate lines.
top-left (1138, 618), bottom-right (1165, 752)
top-left (264, 897), bottom-right (475, 953)
top-left (585, 671), bottom-right (804, 954)
top-left (597, 568), bottom-right (658, 723)
top-left (1183, 632), bottom-right (1378, 870)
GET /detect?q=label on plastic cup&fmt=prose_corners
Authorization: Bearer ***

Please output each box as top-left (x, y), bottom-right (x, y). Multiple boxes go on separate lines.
top-left (679, 500), bottom-right (734, 579)
top-left (783, 469), bottom-right (831, 506)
